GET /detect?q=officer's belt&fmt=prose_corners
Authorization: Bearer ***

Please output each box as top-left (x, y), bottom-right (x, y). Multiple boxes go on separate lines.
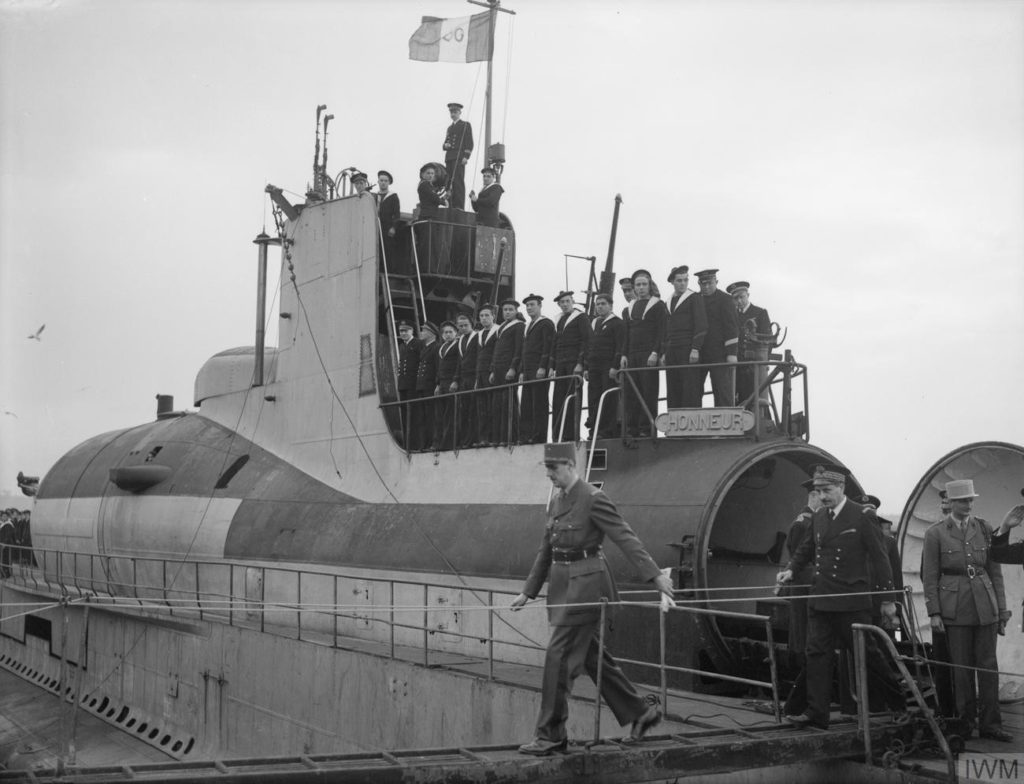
top-left (551, 545), bottom-right (602, 564)
top-left (941, 566), bottom-right (986, 578)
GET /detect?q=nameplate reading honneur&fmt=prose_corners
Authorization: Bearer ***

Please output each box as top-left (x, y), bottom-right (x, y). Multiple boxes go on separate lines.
top-left (655, 408), bottom-right (755, 437)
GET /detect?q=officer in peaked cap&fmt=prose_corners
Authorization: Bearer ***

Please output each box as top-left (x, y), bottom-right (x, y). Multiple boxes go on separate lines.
top-left (922, 479), bottom-right (1012, 741)
top-left (395, 320), bottom-right (422, 447)
top-left (694, 269), bottom-right (738, 407)
top-left (726, 280), bottom-right (771, 410)
top-left (778, 464), bottom-right (906, 729)
top-left (618, 277), bottom-right (635, 310)
top-left (520, 294), bottom-right (554, 444)
top-left (443, 101), bottom-right (474, 209)
top-left (413, 321), bottom-right (441, 450)
top-left (780, 475), bottom-right (824, 717)
top-left (512, 443), bottom-right (676, 755)
top-left (351, 171), bottom-right (370, 196)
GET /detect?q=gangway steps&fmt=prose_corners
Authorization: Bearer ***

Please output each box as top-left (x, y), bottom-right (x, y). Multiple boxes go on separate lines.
top-left (2, 721), bottom-right (925, 784)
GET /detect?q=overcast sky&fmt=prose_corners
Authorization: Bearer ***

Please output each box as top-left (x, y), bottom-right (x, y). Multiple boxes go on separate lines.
top-left (1, 0), bottom-right (1022, 514)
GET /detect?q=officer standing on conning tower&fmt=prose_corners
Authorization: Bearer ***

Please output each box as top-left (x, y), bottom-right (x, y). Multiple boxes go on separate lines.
top-left (443, 102), bottom-right (474, 209)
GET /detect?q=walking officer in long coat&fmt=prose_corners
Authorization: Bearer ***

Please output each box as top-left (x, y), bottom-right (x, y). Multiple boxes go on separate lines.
top-left (512, 442), bottom-right (676, 755)
top-left (922, 479), bottom-right (1012, 742)
top-left (777, 464), bottom-right (906, 729)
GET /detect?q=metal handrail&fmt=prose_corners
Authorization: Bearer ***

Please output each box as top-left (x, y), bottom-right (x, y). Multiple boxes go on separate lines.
top-left (851, 622), bottom-right (956, 782)
top-left (586, 386), bottom-right (620, 481)
top-left (4, 546), bottom-right (781, 713)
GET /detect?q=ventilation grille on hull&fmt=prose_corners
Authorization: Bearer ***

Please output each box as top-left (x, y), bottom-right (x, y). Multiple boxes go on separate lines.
top-left (0, 653), bottom-right (196, 759)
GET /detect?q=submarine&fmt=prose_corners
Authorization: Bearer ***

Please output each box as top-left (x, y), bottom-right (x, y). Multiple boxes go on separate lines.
top-left (3, 107), bottom-right (1022, 766)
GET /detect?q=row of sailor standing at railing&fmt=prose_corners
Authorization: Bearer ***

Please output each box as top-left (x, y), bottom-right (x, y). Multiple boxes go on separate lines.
top-left (393, 267), bottom-right (773, 450)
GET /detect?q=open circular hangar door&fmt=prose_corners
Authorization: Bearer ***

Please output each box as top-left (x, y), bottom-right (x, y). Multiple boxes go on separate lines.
top-left (898, 441), bottom-right (1024, 700)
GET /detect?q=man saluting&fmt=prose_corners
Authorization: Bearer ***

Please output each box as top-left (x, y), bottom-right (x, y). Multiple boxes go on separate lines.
top-left (512, 443), bottom-right (676, 755)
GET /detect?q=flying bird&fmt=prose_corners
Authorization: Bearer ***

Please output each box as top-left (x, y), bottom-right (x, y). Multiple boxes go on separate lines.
top-left (3, 411), bottom-right (17, 418)
top-left (27, 324), bottom-right (45, 341)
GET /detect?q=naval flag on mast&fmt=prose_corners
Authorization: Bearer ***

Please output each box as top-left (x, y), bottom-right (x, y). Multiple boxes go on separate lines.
top-left (409, 12), bottom-right (491, 63)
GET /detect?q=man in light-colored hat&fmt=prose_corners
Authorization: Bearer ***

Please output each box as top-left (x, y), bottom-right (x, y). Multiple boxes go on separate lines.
top-left (921, 479), bottom-right (1012, 742)
top-left (777, 465), bottom-right (905, 729)
top-left (512, 443), bottom-right (676, 755)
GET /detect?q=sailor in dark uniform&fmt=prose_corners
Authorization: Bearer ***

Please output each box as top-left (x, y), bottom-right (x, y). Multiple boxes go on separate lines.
top-left (434, 321), bottom-right (461, 450)
top-left (618, 277), bottom-right (635, 318)
top-left (469, 167), bottom-right (504, 228)
top-left (417, 163), bottom-right (448, 217)
top-left (620, 270), bottom-right (666, 438)
top-left (695, 269), bottom-right (739, 407)
top-left (662, 266), bottom-right (708, 408)
top-left (490, 299), bottom-right (525, 444)
top-left (474, 305), bottom-right (500, 446)
top-left (777, 465), bottom-right (906, 729)
top-left (351, 171), bottom-right (372, 196)
top-left (377, 170), bottom-right (403, 270)
top-left (512, 442), bottom-right (676, 755)
top-left (443, 102), bottom-right (473, 210)
top-left (414, 321), bottom-right (441, 450)
top-left (727, 281), bottom-right (771, 410)
top-left (455, 314), bottom-right (479, 447)
top-left (519, 294), bottom-right (554, 444)
top-left (548, 291), bottom-right (591, 442)
top-left (584, 293), bottom-right (625, 439)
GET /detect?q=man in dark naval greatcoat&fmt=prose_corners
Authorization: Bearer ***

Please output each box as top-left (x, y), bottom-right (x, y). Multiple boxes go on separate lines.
top-left (512, 442), bottom-right (676, 755)
top-left (777, 465), bottom-right (906, 730)
top-left (519, 294), bottom-right (554, 444)
top-left (695, 269), bottom-right (738, 407)
top-left (442, 102), bottom-right (473, 210)
top-left (413, 321), bottom-right (441, 450)
top-left (727, 281), bottom-right (771, 410)
top-left (549, 291), bottom-right (591, 442)
top-left (662, 265), bottom-right (707, 408)
top-left (396, 320), bottom-right (421, 447)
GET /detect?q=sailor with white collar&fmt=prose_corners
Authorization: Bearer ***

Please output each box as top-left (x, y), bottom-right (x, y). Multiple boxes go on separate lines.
top-left (619, 269), bottom-right (667, 438)
top-left (548, 291), bottom-right (591, 441)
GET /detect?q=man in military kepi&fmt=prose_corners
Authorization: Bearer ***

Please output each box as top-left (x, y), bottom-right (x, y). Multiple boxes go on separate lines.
top-left (695, 269), bottom-right (739, 407)
top-left (922, 479), bottom-right (1012, 741)
top-left (777, 464), bottom-right (906, 729)
top-left (519, 294), bottom-right (554, 444)
top-left (512, 443), bottom-right (676, 755)
top-left (727, 281), bottom-right (771, 410)
top-left (443, 102), bottom-right (474, 210)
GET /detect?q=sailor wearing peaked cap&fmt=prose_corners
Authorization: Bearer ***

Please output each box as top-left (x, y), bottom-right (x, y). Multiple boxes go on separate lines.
top-left (513, 443), bottom-right (675, 755)
top-left (778, 462), bottom-right (906, 729)
top-left (922, 478), bottom-right (1012, 741)
top-left (420, 321), bottom-right (440, 338)
top-left (695, 268), bottom-right (739, 406)
top-left (443, 101), bottom-right (473, 209)
top-left (725, 281), bottom-right (749, 295)
top-left (855, 494), bottom-right (881, 509)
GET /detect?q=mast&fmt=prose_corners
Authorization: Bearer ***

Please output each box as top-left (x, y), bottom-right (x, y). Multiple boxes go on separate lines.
top-left (468, 0), bottom-right (515, 170)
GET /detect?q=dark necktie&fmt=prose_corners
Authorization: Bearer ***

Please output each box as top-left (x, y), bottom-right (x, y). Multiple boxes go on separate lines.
top-left (827, 509), bottom-right (835, 521)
